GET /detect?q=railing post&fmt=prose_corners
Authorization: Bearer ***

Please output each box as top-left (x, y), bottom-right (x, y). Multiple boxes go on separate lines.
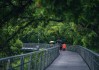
top-left (45, 50), bottom-right (47, 68)
top-left (35, 52), bottom-right (38, 70)
top-left (28, 54), bottom-right (32, 70)
top-left (47, 50), bottom-right (49, 66)
top-left (7, 59), bottom-right (12, 70)
top-left (40, 52), bottom-right (43, 70)
top-left (43, 51), bottom-right (46, 70)
top-left (20, 56), bottom-right (24, 70)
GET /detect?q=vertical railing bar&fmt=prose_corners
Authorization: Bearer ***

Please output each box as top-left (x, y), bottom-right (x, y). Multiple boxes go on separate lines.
top-left (34, 52), bottom-right (37, 70)
top-left (38, 51), bottom-right (41, 70)
top-left (47, 50), bottom-right (49, 67)
top-left (6, 59), bottom-right (12, 70)
top-left (39, 52), bottom-right (41, 70)
top-left (40, 52), bottom-right (42, 70)
top-left (35, 52), bottom-right (39, 70)
top-left (43, 51), bottom-right (46, 70)
top-left (20, 56), bottom-right (24, 70)
top-left (28, 54), bottom-right (32, 70)
top-left (45, 50), bottom-right (47, 69)
top-left (33, 53), bottom-right (36, 70)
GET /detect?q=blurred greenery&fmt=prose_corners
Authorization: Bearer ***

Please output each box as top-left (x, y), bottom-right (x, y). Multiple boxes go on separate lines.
top-left (0, 0), bottom-right (99, 57)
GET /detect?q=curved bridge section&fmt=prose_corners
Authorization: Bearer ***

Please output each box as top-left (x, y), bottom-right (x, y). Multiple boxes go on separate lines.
top-left (67, 45), bottom-right (99, 70)
top-left (46, 51), bottom-right (90, 70)
top-left (0, 44), bottom-right (99, 70)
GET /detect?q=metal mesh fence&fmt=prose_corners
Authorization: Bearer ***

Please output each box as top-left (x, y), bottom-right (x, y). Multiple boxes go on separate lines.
top-left (0, 45), bottom-right (60, 70)
top-left (67, 45), bottom-right (99, 70)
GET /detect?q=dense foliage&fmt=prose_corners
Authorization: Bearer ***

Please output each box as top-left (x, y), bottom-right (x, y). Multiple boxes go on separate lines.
top-left (0, 0), bottom-right (99, 57)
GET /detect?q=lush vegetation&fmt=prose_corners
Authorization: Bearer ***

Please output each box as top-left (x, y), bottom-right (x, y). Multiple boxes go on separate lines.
top-left (0, 0), bottom-right (99, 57)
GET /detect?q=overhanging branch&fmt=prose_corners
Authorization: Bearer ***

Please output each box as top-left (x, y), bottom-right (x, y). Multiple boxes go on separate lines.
top-left (2, 17), bottom-right (64, 47)
top-left (20, 17), bottom-right (64, 22)
top-left (0, 0), bottom-right (33, 28)
top-left (3, 19), bottom-right (34, 46)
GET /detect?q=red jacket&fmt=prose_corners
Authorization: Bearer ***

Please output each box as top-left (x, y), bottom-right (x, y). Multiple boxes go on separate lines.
top-left (62, 44), bottom-right (66, 49)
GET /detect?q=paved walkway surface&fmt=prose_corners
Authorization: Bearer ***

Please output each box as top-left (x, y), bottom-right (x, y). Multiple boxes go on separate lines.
top-left (46, 51), bottom-right (90, 70)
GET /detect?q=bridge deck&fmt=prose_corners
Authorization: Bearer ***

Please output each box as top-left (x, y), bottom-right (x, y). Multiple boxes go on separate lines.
top-left (46, 51), bottom-right (90, 70)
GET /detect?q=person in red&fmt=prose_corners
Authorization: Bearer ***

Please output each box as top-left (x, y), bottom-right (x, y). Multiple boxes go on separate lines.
top-left (62, 42), bottom-right (67, 51)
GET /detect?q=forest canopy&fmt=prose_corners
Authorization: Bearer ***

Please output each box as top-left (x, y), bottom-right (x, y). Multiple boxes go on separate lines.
top-left (0, 0), bottom-right (99, 57)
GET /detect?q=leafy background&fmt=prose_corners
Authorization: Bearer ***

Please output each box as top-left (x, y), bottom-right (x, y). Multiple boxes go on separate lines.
top-left (0, 0), bottom-right (99, 57)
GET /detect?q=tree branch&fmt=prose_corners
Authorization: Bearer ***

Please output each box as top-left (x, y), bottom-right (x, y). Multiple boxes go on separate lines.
top-left (20, 17), bottom-right (64, 22)
top-left (3, 19), bottom-right (34, 46)
top-left (0, 0), bottom-right (33, 28)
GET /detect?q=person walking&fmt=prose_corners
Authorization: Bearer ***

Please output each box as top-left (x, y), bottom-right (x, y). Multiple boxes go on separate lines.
top-left (62, 42), bottom-right (67, 51)
top-left (56, 37), bottom-right (62, 50)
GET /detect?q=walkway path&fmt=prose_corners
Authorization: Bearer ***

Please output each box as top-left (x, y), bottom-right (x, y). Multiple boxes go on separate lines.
top-left (46, 51), bottom-right (90, 70)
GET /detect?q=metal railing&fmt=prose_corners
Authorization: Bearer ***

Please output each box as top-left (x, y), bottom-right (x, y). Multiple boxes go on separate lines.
top-left (1, 44), bottom-right (98, 70)
top-left (66, 45), bottom-right (77, 52)
top-left (22, 43), bottom-right (58, 52)
top-left (0, 45), bottom-right (60, 70)
top-left (67, 45), bottom-right (99, 70)
top-left (23, 43), bottom-right (50, 49)
top-left (22, 43), bottom-right (53, 51)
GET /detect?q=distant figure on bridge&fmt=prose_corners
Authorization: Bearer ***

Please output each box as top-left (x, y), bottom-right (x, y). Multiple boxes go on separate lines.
top-left (56, 37), bottom-right (62, 50)
top-left (49, 41), bottom-right (54, 47)
top-left (62, 42), bottom-right (67, 51)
